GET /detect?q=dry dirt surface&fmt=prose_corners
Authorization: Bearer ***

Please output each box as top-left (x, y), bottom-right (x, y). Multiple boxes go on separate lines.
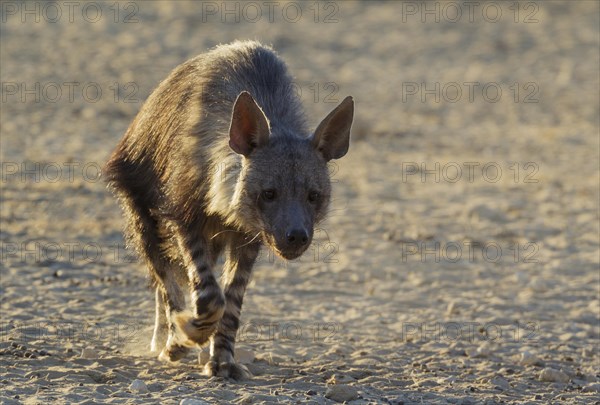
top-left (1, 1), bottom-right (599, 404)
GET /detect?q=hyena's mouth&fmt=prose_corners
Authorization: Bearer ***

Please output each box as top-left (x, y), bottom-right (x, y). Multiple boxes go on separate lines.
top-left (275, 248), bottom-right (305, 261)
top-left (261, 232), bottom-right (308, 261)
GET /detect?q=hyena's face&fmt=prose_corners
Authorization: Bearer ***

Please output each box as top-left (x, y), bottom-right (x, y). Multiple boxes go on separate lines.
top-left (239, 138), bottom-right (332, 259)
top-left (228, 91), bottom-right (354, 260)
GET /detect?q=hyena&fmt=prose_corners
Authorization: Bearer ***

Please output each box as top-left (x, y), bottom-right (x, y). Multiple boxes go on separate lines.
top-left (104, 40), bottom-right (353, 379)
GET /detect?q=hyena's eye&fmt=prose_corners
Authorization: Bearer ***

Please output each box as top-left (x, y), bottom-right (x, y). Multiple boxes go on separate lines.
top-left (261, 189), bottom-right (276, 201)
top-left (308, 191), bottom-right (320, 203)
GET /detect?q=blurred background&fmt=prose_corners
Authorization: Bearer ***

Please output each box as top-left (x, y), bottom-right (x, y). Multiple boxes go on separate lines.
top-left (1, 1), bottom-right (599, 403)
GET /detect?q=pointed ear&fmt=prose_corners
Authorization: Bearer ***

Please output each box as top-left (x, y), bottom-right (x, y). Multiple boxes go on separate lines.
top-left (311, 96), bottom-right (354, 161)
top-left (229, 91), bottom-right (270, 156)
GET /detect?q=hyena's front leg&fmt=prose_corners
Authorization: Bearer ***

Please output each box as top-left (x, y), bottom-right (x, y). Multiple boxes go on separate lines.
top-left (174, 233), bottom-right (226, 348)
top-left (204, 240), bottom-right (260, 380)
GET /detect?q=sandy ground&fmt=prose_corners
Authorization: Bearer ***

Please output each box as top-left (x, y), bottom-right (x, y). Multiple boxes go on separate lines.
top-left (1, 1), bottom-right (599, 404)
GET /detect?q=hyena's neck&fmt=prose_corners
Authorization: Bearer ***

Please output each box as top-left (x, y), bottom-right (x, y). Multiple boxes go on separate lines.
top-left (204, 145), bottom-right (244, 228)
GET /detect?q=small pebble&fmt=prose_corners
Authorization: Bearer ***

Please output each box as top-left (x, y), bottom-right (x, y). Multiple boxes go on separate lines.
top-left (519, 351), bottom-right (543, 366)
top-left (559, 332), bottom-right (573, 341)
top-left (539, 368), bottom-right (569, 383)
top-left (179, 399), bottom-right (210, 405)
top-left (325, 384), bottom-right (359, 403)
top-left (490, 376), bottom-right (510, 390)
top-left (80, 348), bottom-right (98, 359)
top-left (583, 383), bottom-right (600, 393)
top-left (129, 379), bottom-right (149, 393)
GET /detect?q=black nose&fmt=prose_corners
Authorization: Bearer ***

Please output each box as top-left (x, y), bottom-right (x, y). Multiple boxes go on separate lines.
top-left (286, 228), bottom-right (309, 247)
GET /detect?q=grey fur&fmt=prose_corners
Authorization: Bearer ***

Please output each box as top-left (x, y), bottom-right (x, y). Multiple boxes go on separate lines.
top-left (104, 40), bottom-right (353, 379)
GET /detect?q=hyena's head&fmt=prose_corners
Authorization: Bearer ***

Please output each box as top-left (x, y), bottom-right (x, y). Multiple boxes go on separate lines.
top-left (229, 91), bottom-right (353, 260)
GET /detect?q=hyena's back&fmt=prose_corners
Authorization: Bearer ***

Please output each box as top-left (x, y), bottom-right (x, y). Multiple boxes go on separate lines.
top-left (104, 41), bottom-right (308, 268)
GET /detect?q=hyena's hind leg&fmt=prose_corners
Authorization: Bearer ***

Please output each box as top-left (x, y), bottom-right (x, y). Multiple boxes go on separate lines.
top-left (105, 176), bottom-right (191, 360)
top-left (123, 220), bottom-right (190, 361)
top-left (204, 236), bottom-right (261, 380)
top-left (105, 156), bottom-right (194, 362)
top-left (155, 268), bottom-right (190, 362)
top-left (150, 287), bottom-right (167, 352)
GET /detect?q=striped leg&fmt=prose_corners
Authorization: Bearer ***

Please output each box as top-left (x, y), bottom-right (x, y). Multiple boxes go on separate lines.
top-left (172, 231), bottom-right (225, 349)
top-left (204, 238), bottom-right (260, 380)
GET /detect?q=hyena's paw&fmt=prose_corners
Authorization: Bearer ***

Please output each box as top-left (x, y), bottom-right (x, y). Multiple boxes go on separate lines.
top-left (175, 309), bottom-right (224, 346)
top-left (158, 342), bottom-right (190, 362)
top-left (157, 334), bottom-right (190, 362)
top-left (203, 360), bottom-right (252, 380)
